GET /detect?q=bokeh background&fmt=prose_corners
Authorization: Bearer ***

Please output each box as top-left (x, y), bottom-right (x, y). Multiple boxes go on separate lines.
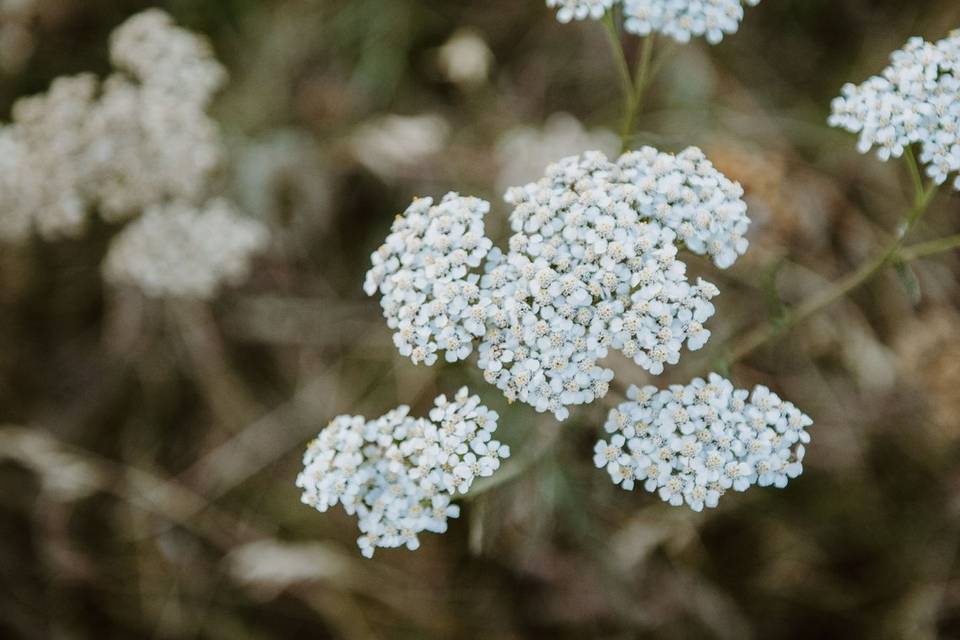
top-left (2, 0), bottom-right (960, 637)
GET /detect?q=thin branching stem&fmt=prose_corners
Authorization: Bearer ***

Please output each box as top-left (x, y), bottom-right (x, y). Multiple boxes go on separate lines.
top-left (905, 146), bottom-right (925, 203)
top-left (719, 179), bottom-right (941, 368)
top-left (620, 35), bottom-right (655, 151)
top-left (897, 233), bottom-right (960, 262)
top-left (602, 10), bottom-right (657, 152)
top-left (603, 12), bottom-right (635, 114)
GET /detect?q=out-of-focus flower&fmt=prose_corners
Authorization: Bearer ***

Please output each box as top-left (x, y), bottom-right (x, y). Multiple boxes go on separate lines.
top-left (108, 8), bottom-right (226, 105)
top-left (226, 540), bottom-right (351, 598)
top-left (596, 374), bottom-right (812, 511)
top-left (366, 148), bottom-right (749, 420)
top-left (89, 8), bottom-right (228, 220)
top-left (296, 387), bottom-right (510, 558)
top-left (546, 0), bottom-right (615, 24)
top-left (232, 129), bottom-right (332, 238)
top-left (436, 28), bottom-right (493, 88)
top-left (349, 114), bottom-right (450, 180)
top-left (0, 74), bottom-right (98, 242)
top-left (0, 8), bottom-right (229, 234)
top-left (495, 113), bottom-right (619, 193)
top-left (102, 199), bottom-right (268, 299)
top-left (0, 9), bottom-right (266, 299)
top-left (829, 30), bottom-right (960, 190)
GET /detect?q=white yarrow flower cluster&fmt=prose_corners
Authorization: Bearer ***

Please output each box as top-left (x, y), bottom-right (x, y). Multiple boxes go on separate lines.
top-left (0, 9), bottom-right (228, 239)
top-left (89, 8), bottom-right (227, 221)
top-left (366, 149), bottom-right (749, 420)
top-left (545, 0), bottom-right (762, 44)
top-left (0, 9), bottom-right (268, 298)
top-left (829, 31), bottom-right (960, 190)
top-left (0, 74), bottom-right (98, 241)
top-left (596, 374), bottom-right (812, 511)
top-left (364, 194), bottom-right (494, 366)
top-left (108, 8), bottom-right (227, 104)
top-left (617, 146), bottom-right (750, 268)
top-left (623, 0), bottom-right (762, 44)
top-left (546, 0), bottom-right (615, 23)
top-left (103, 200), bottom-right (268, 299)
top-left (296, 388), bottom-right (510, 558)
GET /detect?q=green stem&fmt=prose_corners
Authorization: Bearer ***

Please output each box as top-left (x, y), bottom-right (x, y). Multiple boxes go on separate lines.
top-left (897, 233), bottom-right (960, 262)
top-left (905, 146), bottom-right (925, 204)
top-left (601, 11), bottom-right (657, 152)
top-left (620, 34), bottom-right (655, 151)
top-left (602, 12), bottom-right (634, 114)
top-left (720, 181), bottom-right (940, 368)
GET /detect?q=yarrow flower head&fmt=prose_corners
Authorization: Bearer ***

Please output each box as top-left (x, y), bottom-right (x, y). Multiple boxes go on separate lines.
top-left (546, 0), bottom-right (615, 23)
top-left (622, 0), bottom-right (762, 44)
top-left (829, 30), bottom-right (960, 190)
top-left (595, 374), bottom-right (812, 511)
top-left (366, 149), bottom-right (749, 420)
top-left (296, 388), bottom-right (510, 558)
top-left (545, 0), bottom-right (762, 44)
top-left (363, 194), bottom-right (493, 366)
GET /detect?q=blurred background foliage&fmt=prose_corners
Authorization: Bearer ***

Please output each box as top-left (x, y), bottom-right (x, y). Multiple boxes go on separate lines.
top-left (2, 0), bottom-right (960, 638)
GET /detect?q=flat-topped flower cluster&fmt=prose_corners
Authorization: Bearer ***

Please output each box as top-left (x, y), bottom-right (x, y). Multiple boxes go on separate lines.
top-left (546, 0), bottom-right (763, 44)
top-left (0, 9), bottom-right (267, 299)
top-left (830, 30), bottom-right (960, 190)
top-left (596, 374), bottom-right (812, 511)
top-left (296, 388), bottom-right (510, 557)
top-left (365, 148), bottom-right (749, 420)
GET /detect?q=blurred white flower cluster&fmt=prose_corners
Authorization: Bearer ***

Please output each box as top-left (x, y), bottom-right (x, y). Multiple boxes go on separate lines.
top-left (0, 9), bottom-right (267, 299)
top-left (0, 74), bottom-right (98, 240)
top-left (296, 387), bottom-right (510, 558)
top-left (546, 0), bottom-right (763, 44)
top-left (596, 374), bottom-right (812, 511)
top-left (547, 0), bottom-right (615, 23)
top-left (495, 113), bottom-right (619, 193)
top-left (436, 28), bottom-right (493, 88)
top-left (829, 31), bottom-right (960, 190)
top-left (366, 148), bottom-right (749, 420)
top-left (91, 9), bottom-right (227, 220)
top-left (103, 200), bottom-right (269, 299)
top-left (349, 114), bottom-right (450, 181)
